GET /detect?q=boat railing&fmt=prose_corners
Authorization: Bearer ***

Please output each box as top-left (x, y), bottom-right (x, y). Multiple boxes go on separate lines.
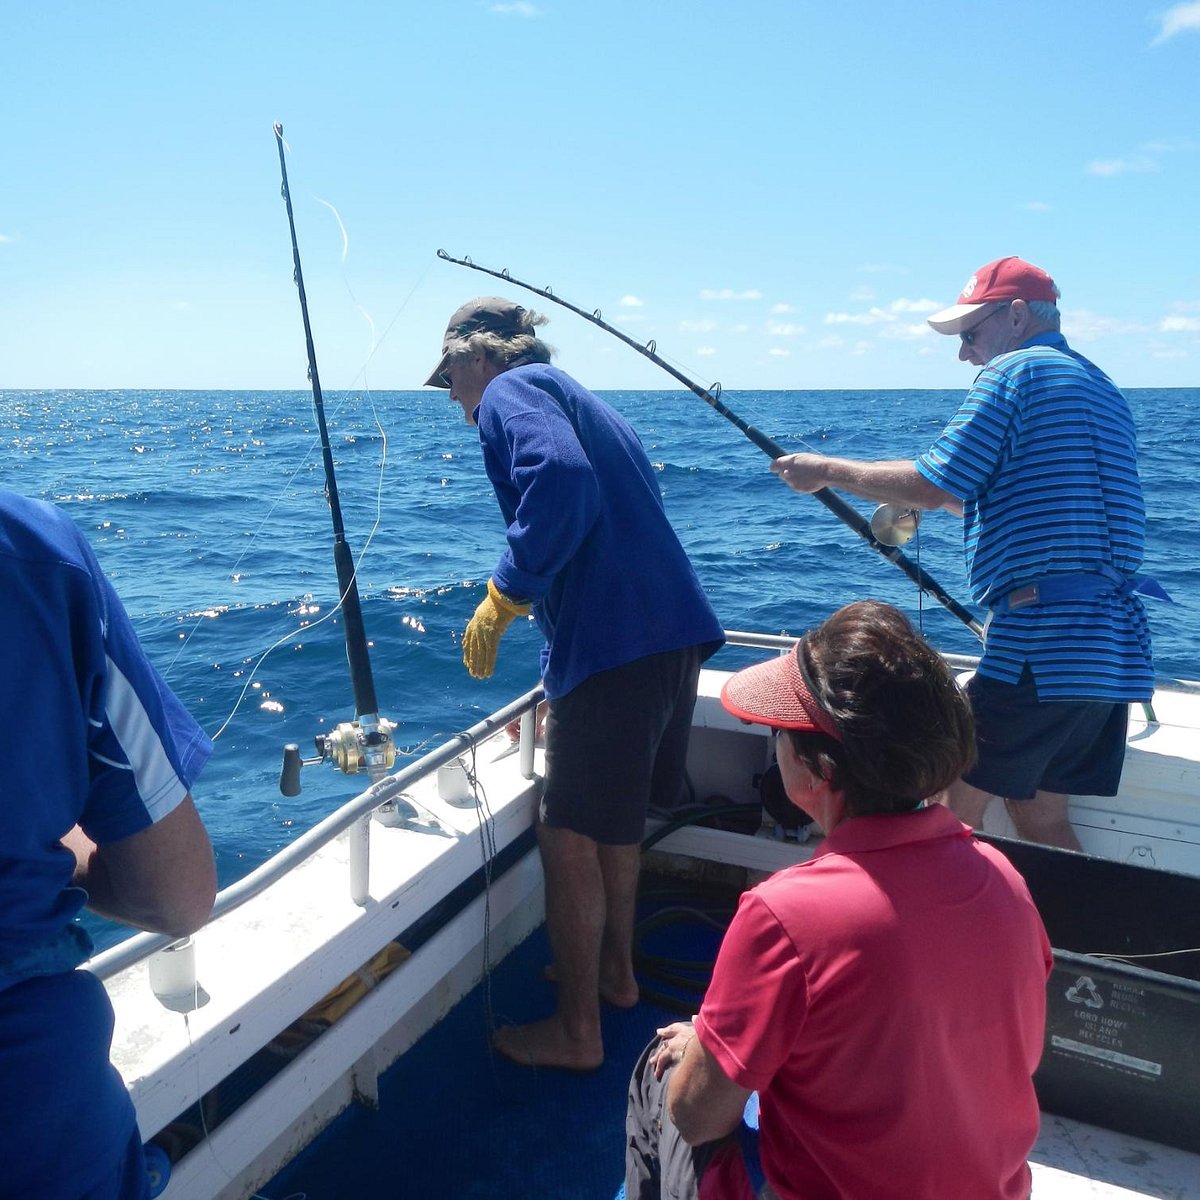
top-left (722, 629), bottom-right (801, 651)
top-left (84, 632), bottom-right (1199, 983)
top-left (728, 629), bottom-right (1200, 686)
top-left (722, 629), bottom-right (986, 671)
top-left (86, 686), bottom-right (545, 982)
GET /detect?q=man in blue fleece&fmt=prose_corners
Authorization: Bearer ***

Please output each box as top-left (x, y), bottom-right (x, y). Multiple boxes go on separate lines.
top-left (426, 297), bottom-right (724, 1069)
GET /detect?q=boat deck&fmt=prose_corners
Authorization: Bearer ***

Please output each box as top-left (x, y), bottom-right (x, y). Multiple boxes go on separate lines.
top-left (265, 880), bottom-right (1200, 1200)
top-left (98, 664), bottom-right (1200, 1197)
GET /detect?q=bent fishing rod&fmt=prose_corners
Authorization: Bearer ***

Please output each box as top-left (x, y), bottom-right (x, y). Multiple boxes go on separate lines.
top-left (435, 249), bottom-right (984, 639)
top-left (273, 123), bottom-right (396, 838)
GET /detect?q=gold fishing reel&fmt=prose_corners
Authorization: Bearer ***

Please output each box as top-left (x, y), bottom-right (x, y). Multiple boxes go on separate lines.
top-left (280, 715), bottom-right (397, 796)
top-left (319, 717), bottom-right (398, 776)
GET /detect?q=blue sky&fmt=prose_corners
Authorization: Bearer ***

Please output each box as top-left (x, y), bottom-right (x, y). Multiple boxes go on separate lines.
top-left (3, 1), bottom-right (1199, 391)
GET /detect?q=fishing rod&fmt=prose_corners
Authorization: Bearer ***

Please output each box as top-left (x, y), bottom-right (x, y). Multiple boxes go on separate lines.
top-left (273, 124), bottom-right (396, 877)
top-left (435, 249), bottom-right (984, 639)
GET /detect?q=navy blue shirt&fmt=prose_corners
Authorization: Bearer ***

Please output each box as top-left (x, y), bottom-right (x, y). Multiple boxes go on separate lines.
top-left (475, 365), bottom-right (724, 698)
top-left (1, 490), bottom-right (211, 1199)
top-left (0, 491), bottom-right (211, 971)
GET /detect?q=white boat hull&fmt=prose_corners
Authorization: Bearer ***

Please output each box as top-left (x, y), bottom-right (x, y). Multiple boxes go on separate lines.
top-left (90, 653), bottom-right (1200, 1198)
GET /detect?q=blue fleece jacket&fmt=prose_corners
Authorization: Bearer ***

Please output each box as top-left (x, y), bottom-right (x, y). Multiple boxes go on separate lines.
top-left (475, 364), bottom-right (723, 698)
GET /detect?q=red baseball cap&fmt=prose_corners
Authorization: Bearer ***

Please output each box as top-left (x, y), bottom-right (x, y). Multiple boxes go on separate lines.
top-left (927, 256), bottom-right (1059, 335)
top-left (719, 643), bottom-right (841, 739)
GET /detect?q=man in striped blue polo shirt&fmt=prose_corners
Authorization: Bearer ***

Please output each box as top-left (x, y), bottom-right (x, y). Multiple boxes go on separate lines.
top-left (769, 257), bottom-right (1155, 851)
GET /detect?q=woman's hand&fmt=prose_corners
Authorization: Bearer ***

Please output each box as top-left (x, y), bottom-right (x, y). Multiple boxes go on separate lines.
top-left (649, 1019), bottom-right (697, 1080)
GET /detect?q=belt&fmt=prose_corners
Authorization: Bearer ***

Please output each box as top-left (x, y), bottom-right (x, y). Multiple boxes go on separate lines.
top-left (987, 567), bottom-right (1173, 614)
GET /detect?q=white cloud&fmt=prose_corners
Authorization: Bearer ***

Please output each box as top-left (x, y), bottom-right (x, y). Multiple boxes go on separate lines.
top-left (1161, 315), bottom-right (1200, 332)
top-left (1088, 154), bottom-right (1161, 176)
top-left (889, 297), bottom-right (940, 315)
top-left (1087, 138), bottom-right (1193, 176)
top-left (679, 318), bottom-right (717, 333)
top-left (489, 2), bottom-right (539, 16)
top-left (1063, 309), bottom-right (1145, 342)
top-left (768, 347), bottom-right (790, 358)
top-left (1151, 2), bottom-right (1200, 45)
top-left (880, 322), bottom-right (934, 342)
top-left (766, 320), bottom-right (804, 336)
top-left (820, 296), bottom-right (938, 328)
top-left (698, 288), bottom-right (763, 301)
top-left (0, 233), bottom-right (13, 243)
top-left (1144, 137), bottom-right (1196, 153)
top-left (771, 303), bottom-right (794, 314)
top-left (849, 287), bottom-right (877, 302)
top-left (823, 307), bottom-right (895, 327)
top-left (1022, 200), bottom-right (1051, 212)
top-left (696, 346), bottom-right (717, 357)
top-left (731, 323), bottom-right (750, 334)
top-left (620, 295), bottom-right (644, 307)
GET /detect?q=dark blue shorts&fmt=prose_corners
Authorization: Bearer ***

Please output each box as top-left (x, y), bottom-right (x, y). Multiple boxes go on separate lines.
top-left (963, 667), bottom-right (1129, 801)
top-left (0, 969), bottom-right (148, 1200)
top-left (540, 645), bottom-right (702, 845)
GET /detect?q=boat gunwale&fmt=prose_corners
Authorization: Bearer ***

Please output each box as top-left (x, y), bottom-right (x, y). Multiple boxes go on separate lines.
top-left (85, 630), bottom-right (1200, 985)
top-left (86, 684), bottom-right (545, 980)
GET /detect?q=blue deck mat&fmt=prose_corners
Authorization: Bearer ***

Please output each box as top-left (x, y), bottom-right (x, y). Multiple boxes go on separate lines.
top-left (266, 887), bottom-right (727, 1199)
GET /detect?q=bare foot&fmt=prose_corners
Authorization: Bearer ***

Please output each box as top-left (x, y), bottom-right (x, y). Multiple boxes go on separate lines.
top-left (542, 963), bottom-right (640, 1009)
top-left (492, 1016), bottom-right (604, 1071)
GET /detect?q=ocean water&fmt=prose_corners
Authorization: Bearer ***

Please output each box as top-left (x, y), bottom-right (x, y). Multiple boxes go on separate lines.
top-left (4, 387), bottom-right (1196, 945)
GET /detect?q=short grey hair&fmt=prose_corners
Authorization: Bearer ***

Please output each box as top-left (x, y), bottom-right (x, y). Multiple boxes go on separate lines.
top-left (1026, 299), bottom-right (1061, 331)
top-left (445, 307), bottom-right (555, 372)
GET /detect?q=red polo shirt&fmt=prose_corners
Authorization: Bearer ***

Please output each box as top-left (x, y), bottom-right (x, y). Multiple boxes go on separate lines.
top-left (696, 805), bottom-right (1051, 1200)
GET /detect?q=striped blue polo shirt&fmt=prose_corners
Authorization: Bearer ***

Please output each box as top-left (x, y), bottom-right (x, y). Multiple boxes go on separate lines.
top-left (916, 332), bottom-right (1153, 701)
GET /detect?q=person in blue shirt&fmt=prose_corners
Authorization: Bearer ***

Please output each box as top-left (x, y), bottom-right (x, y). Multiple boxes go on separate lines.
top-left (0, 489), bottom-right (216, 1199)
top-left (768, 258), bottom-right (1155, 852)
top-left (425, 298), bottom-right (724, 1070)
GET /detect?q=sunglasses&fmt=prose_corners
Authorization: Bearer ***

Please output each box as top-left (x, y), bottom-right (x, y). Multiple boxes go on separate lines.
top-left (960, 304), bottom-right (1010, 347)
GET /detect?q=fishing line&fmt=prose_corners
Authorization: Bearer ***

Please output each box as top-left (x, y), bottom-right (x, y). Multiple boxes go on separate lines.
top-left (285, 127), bottom-right (437, 393)
top-left (1084, 945), bottom-right (1200, 962)
top-left (166, 133), bottom-right (398, 744)
top-left (434, 249), bottom-right (983, 640)
top-left (148, 1006), bottom-right (307, 1200)
top-left (195, 421), bottom-right (391, 746)
top-left (310, 192), bottom-right (382, 385)
top-left (157, 444), bottom-right (324, 682)
top-left (460, 739), bottom-right (502, 1039)
top-left (159, 312), bottom-right (391, 734)
top-left (205, 599), bottom-right (335, 743)
top-left (913, 522), bottom-right (925, 632)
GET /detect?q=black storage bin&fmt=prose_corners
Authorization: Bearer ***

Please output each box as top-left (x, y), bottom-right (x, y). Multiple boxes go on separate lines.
top-left (980, 834), bottom-right (1200, 1154)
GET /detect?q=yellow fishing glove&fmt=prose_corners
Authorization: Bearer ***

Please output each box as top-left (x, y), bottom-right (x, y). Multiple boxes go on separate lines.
top-left (462, 579), bottom-right (531, 679)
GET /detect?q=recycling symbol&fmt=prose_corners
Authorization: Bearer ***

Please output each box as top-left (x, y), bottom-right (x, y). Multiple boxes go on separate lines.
top-left (1065, 977), bottom-right (1104, 1009)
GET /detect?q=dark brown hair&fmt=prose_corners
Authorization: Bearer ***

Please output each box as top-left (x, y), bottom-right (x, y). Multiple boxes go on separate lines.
top-left (784, 600), bottom-right (975, 817)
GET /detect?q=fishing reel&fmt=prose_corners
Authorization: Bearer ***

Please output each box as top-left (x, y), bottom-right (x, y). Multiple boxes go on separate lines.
top-left (870, 504), bottom-right (920, 547)
top-left (279, 714), bottom-right (397, 796)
